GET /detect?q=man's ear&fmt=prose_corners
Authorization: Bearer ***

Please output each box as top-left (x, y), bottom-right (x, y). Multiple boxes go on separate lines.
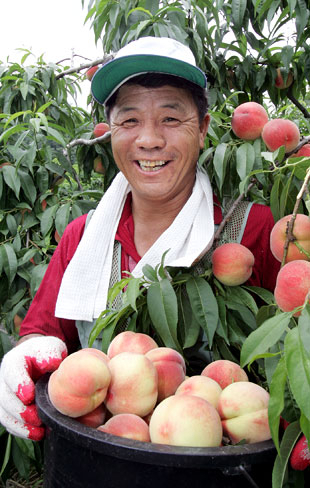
top-left (199, 113), bottom-right (210, 149)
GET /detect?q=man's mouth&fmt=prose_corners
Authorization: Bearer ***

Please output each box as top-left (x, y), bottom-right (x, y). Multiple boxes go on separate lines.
top-left (137, 160), bottom-right (169, 172)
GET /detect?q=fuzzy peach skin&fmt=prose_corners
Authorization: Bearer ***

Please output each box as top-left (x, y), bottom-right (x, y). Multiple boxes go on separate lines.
top-left (231, 102), bottom-right (269, 140)
top-left (98, 413), bottom-right (150, 442)
top-left (145, 347), bottom-right (186, 402)
top-left (270, 214), bottom-right (310, 263)
top-left (105, 352), bottom-right (158, 417)
top-left (261, 118), bottom-right (300, 152)
top-left (291, 143), bottom-right (310, 158)
top-left (75, 403), bottom-right (107, 428)
top-left (149, 394), bottom-right (222, 447)
top-left (175, 375), bottom-right (222, 410)
top-left (48, 349), bottom-right (111, 417)
top-left (274, 260), bottom-right (310, 316)
top-left (218, 382), bottom-right (271, 444)
top-left (211, 243), bottom-right (255, 286)
top-left (201, 359), bottom-right (249, 390)
top-left (107, 331), bottom-right (158, 359)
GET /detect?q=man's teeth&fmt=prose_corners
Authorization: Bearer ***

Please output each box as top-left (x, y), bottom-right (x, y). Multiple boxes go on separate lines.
top-left (138, 160), bottom-right (167, 171)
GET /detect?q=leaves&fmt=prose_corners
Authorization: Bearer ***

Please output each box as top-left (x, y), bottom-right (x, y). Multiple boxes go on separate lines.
top-left (147, 279), bottom-right (180, 351)
top-left (240, 312), bottom-right (292, 367)
top-left (186, 277), bottom-right (218, 347)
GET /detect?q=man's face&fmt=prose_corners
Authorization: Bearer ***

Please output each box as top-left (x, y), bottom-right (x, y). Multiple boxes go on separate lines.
top-left (109, 84), bottom-right (210, 204)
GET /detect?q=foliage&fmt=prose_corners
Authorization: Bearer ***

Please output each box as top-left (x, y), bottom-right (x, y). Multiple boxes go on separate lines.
top-left (0, 0), bottom-right (309, 486)
top-left (82, 1), bottom-right (310, 486)
top-left (0, 52), bottom-right (115, 336)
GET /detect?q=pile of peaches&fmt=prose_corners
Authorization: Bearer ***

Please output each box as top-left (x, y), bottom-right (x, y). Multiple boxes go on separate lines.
top-left (48, 331), bottom-right (271, 448)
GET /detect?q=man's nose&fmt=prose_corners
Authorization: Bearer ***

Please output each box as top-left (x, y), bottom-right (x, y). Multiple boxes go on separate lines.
top-left (135, 122), bottom-right (165, 149)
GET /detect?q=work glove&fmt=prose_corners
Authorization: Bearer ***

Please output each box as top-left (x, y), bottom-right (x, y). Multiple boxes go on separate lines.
top-left (0, 336), bottom-right (67, 441)
top-left (290, 434), bottom-right (310, 471)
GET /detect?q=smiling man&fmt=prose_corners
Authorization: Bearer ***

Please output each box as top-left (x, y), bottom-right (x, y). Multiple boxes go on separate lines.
top-left (0, 37), bottom-right (280, 441)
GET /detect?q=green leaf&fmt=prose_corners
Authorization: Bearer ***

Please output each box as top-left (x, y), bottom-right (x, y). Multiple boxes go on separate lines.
top-left (272, 421), bottom-right (301, 488)
top-left (55, 202), bottom-right (71, 236)
top-left (232, 0), bottom-right (247, 30)
top-left (0, 434), bottom-right (12, 476)
top-left (226, 286), bottom-right (258, 315)
top-left (1, 164), bottom-right (21, 199)
top-left (142, 264), bottom-right (159, 282)
top-left (46, 126), bottom-right (66, 146)
top-left (300, 412), bottom-right (310, 447)
top-left (30, 263), bottom-right (48, 297)
top-left (6, 214), bottom-right (17, 236)
top-left (268, 355), bottom-right (288, 454)
top-left (243, 285), bottom-right (275, 305)
top-left (123, 277), bottom-right (143, 312)
top-left (40, 205), bottom-right (58, 236)
top-left (147, 279), bottom-right (180, 351)
top-left (0, 243), bottom-right (17, 287)
top-left (240, 312), bottom-right (292, 367)
top-left (186, 276), bottom-right (218, 347)
top-left (298, 304), bottom-right (310, 355)
top-left (18, 170), bottom-right (37, 205)
top-left (213, 143), bottom-right (229, 192)
top-left (285, 327), bottom-right (310, 420)
top-left (236, 143), bottom-right (256, 182)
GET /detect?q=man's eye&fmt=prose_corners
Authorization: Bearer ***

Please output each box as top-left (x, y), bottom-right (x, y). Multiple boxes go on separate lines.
top-left (164, 117), bottom-right (179, 123)
top-left (122, 118), bottom-right (138, 126)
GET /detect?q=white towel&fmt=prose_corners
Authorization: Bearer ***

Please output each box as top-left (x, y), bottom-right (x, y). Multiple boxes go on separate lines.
top-left (55, 168), bottom-right (214, 321)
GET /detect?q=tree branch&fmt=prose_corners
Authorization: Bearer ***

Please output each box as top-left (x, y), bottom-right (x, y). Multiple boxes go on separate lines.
top-left (287, 86), bottom-right (310, 119)
top-left (64, 132), bottom-right (111, 156)
top-left (281, 166), bottom-right (310, 265)
top-left (55, 56), bottom-right (113, 80)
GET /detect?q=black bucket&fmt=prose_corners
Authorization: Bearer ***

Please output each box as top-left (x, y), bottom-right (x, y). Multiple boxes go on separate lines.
top-left (36, 375), bottom-right (276, 488)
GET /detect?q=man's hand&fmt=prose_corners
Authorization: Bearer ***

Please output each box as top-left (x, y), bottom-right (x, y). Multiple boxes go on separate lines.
top-left (0, 336), bottom-right (67, 440)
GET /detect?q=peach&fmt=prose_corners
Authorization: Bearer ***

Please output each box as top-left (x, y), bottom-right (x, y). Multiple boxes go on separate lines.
top-left (93, 156), bottom-right (105, 175)
top-left (175, 375), bottom-right (222, 410)
top-left (48, 349), bottom-right (111, 417)
top-left (86, 65), bottom-right (99, 81)
top-left (270, 214), bottom-right (310, 263)
top-left (107, 331), bottom-right (158, 359)
top-left (275, 68), bottom-right (293, 89)
top-left (105, 352), bottom-right (158, 417)
top-left (218, 382), bottom-right (271, 444)
top-left (201, 359), bottom-right (248, 389)
top-left (274, 260), bottom-right (310, 316)
top-left (93, 122), bottom-right (110, 138)
top-left (211, 243), bottom-right (255, 286)
top-left (291, 143), bottom-right (310, 158)
top-left (145, 347), bottom-right (186, 402)
top-left (98, 414), bottom-right (150, 442)
top-left (149, 394), bottom-right (222, 447)
top-left (76, 403), bottom-right (107, 428)
top-left (231, 102), bottom-right (269, 140)
top-left (261, 118), bottom-right (300, 152)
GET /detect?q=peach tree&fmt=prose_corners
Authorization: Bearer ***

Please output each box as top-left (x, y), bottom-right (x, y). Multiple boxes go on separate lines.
top-left (83, 0), bottom-right (310, 486)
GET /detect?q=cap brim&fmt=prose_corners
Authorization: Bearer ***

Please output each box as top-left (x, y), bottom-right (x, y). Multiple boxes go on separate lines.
top-left (91, 54), bottom-right (207, 105)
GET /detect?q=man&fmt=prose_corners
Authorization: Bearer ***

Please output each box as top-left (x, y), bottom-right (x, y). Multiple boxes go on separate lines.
top-left (0, 37), bottom-right (280, 441)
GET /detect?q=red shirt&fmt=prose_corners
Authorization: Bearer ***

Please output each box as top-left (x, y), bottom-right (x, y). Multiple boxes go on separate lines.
top-left (20, 196), bottom-right (280, 351)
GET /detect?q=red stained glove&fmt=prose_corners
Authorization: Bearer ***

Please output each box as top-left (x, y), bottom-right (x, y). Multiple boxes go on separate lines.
top-left (0, 336), bottom-right (67, 440)
top-left (290, 434), bottom-right (310, 471)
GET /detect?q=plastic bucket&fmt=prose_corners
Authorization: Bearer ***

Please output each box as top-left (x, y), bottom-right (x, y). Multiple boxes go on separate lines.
top-left (36, 375), bottom-right (276, 488)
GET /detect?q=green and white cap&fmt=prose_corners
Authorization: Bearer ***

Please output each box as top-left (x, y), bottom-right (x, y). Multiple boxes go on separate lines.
top-left (91, 36), bottom-right (207, 105)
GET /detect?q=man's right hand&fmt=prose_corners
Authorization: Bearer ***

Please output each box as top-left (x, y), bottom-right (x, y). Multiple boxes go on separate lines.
top-left (0, 336), bottom-right (67, 440)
